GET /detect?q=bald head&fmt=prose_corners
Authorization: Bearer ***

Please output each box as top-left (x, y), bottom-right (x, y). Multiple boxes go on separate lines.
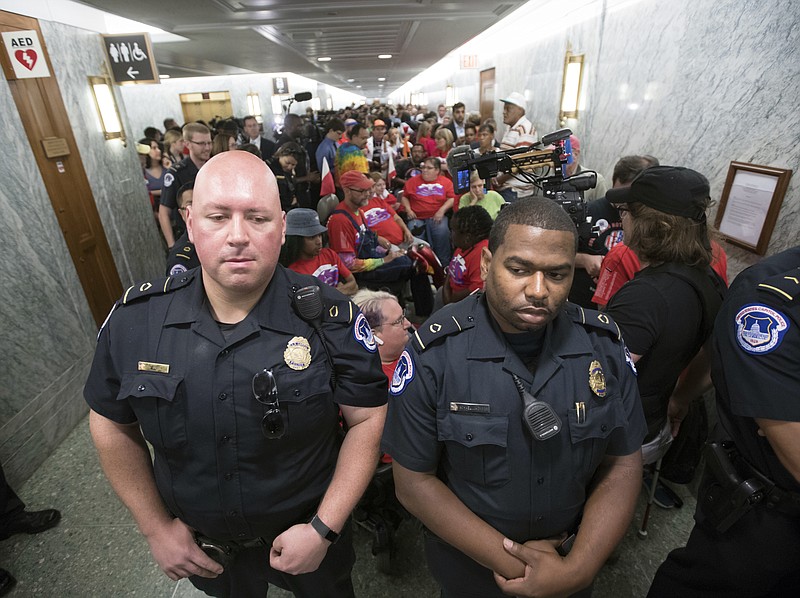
top-left (187, 151), bottom-right (286, 302)
top-left (193, 151), bottom-right (280, 211)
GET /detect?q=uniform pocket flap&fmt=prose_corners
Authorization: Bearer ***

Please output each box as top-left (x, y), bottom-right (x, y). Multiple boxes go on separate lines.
top-left (438, 413), bottom-right (509, 449)
top-left (568, 399), bottom-right (622, 443)
top-left (118, 372), bottom-right (182, 402)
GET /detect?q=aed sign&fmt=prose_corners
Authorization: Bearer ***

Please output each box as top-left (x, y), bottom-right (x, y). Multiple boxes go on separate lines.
top-left (1, 29), bottom-right (51, 79)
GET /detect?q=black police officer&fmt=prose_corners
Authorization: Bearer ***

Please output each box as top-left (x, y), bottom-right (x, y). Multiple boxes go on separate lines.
top-left (648, 246), bottom-right (800, 597)
top-left (383, 198), bottom-right (647, 597)
top-left (165, 182), bottom-right (199, 276)
top-left (86, 151), bottom-right (387, 598)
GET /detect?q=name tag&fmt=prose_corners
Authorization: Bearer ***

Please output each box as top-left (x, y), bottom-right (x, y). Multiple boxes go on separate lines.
top-left (450, 402), bottom-right (490, 414)
top-left (138, 361), bottom-right (170, 374)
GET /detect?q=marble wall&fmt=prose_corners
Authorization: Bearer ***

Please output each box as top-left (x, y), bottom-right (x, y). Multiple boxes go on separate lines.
top-left (0, 18), bottom-right (165, 487)
top-left (395, 0), bottom-right (800, 276)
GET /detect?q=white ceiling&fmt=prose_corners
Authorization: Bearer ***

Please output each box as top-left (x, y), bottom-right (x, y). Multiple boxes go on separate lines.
top-left (74, 0), bottom-right (528, 97)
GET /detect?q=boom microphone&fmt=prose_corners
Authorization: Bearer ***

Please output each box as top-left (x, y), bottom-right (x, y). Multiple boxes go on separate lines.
top-left (294, 92), bottom-right (313, 102)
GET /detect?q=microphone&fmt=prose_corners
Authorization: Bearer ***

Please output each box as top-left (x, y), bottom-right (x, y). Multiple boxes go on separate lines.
top-left (293, 92), bottom-right (313, 102)
top-left (446, 145), bottom-right (473, 174)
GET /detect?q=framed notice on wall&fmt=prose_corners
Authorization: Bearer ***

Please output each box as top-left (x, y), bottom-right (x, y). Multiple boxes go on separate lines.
top-left (715, 161), bottom-right (792, 255)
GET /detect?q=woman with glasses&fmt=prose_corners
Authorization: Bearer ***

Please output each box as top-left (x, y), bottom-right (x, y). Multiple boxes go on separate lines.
top-left (352, 290), bottom-right (411, 381)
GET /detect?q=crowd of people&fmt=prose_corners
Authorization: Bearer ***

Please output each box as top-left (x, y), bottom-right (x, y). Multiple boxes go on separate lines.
top-left (80, 94), bottom-right (799, 598)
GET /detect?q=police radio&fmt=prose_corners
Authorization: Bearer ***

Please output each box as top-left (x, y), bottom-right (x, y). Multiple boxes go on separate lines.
top-left (291, 285), bottom-right (336, 386)
top-left (512, 374), bottom-right (562, 441)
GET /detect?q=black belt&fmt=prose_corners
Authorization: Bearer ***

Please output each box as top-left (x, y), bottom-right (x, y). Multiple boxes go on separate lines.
top-left (736, 454), bottom-right (800, 517)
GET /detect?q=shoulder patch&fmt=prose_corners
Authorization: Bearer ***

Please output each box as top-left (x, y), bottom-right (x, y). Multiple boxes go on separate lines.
top-left (121, 273), bottom-right (193, 305)
top-left (734, 303), bottom-right (790, 355)
top-left (624, 345), bottom-right (637, 375)
top-left (168, 263), bottom-right (188, 276)
top-left (324, 299), bottom-right (354, 324)
top-left (353, 311), bottom-right (378, 352)
top-left (758, 269), bottom-right (800, 302)
top-left (163, 172), bottom-right (174, 187)
top-left (412, 313), bottom-right (472, 351)
top-left (572, 305), bottom-right (622, 341)
top-left (390, 350), bottom-right (415, 395)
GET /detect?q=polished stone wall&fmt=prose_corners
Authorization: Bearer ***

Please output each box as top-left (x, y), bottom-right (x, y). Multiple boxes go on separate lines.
top-left (0, 18), bottom-right (164, 487)
top-left (398, 0), bottom-right (800, 277)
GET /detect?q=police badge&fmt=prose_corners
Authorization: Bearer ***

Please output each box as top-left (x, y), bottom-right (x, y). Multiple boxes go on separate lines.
top-left (589, 359), bottom-right (607, 398)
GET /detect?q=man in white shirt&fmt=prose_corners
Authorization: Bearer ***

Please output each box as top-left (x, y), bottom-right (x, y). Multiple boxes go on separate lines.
top-left (494, 92), bottom-right (537, 202)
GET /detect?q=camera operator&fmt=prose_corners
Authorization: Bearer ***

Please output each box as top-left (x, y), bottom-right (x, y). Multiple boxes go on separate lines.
top-left (493, 92), bottom-right (537, 202)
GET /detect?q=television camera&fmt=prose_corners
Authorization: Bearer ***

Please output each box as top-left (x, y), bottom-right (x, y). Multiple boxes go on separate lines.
top-left (447, 128), bottom-right (597, 235)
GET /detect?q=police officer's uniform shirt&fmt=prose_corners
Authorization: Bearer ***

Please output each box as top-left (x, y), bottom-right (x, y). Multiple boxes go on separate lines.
top-left (165, 232), bottom-right (200, 277)
top-left (382, 293), bottom-right (646, 542)
top-left (711, 246), bottom-right (800, 492)
top-left (160, 157), bottom-right (199, 211)
top-left (84, 266), bottom-right (387, 541)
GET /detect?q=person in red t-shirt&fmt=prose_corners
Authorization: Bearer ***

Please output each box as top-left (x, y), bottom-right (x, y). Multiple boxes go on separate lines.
top-left (279, 208), bottom-right (358, 296)
top-left (401, 157), bottom-right (455, 266)
top-left (363, 173), bottom-right (414, 247)
top-left (442, 206), bottom-right (493, 306)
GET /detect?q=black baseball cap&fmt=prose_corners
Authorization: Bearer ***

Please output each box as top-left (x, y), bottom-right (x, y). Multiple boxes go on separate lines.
top-left (607, 166), bottom-right (710, 222)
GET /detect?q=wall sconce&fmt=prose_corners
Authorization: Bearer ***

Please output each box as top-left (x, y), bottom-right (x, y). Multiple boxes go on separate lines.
top-left (559, 51), bottom-right (585, 124)
top-left (445, 84), bottom-right (456, 107)
top-left (89, 75), bottom-right (126, 144)
top-left (271, 94), bottom-right (284, 117)
top-left (246, 92), bottom-right (263, 123)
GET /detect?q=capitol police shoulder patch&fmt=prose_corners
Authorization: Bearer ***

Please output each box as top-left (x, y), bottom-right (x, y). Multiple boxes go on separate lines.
top-left (734, 303), bottom-right (790, 355)
top-left (390, 349), bottom-right (415, 396)
top-left (353, 312), bottom-right (378, 353)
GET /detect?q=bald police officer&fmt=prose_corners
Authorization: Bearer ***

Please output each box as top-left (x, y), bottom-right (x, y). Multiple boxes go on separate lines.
top-left (85, 151), bottom-right (387, 597)
top-left (648, 246), bottom-right (800, 597)
top-left (383, 198), bottom-right (646, 597)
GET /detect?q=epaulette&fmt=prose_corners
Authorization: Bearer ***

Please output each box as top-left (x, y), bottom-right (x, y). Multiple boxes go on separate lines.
top-left (570, 304), bottom-right (622, 341)
top-left (175, 245), bottom-right (195, 261)
top-left (757, 268), bottom-right (800, 303)
top-left (323, 298), bottom-right (355, 324)
top-left (412, 310), bottom-right (474, 352)
top-left (121, 273), bottom-right (193, 305)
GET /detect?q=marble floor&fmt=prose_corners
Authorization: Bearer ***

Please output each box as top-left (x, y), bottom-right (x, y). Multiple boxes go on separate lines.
top-left (0, 417), bottom-right (697, 597)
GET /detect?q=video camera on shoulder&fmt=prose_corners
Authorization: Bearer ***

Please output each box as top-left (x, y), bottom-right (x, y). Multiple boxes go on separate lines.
top-left (447, 128), bottom-right (597, 235)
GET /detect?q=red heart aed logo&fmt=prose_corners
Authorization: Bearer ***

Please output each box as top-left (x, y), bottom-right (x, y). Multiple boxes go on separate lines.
top-left (14, 49), bottom-right (38, 71)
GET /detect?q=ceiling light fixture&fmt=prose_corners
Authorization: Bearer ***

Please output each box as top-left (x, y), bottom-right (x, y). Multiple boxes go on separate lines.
top-left (317, 56), bottom-right (331, 62)
top-left (378, 54), bottom-right (392, 59)
top-left (347, 78), bottom-right (355, 82)
top-left (378, 77), bottom-right (386, 81)
top-left (159, 74), bottom-right (170, 79)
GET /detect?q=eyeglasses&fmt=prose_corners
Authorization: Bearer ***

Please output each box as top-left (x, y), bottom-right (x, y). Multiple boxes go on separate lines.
top-left (347, 187), bottom-right (371, 195)
top-left (252, 369), bottom-right (286, 439)
top-left (381, 308), bottom-right (409, 328)
top-left (613, 204), bottom-right (630, 216)
top-left (189, 140), bottom-right (213, 147)
top-left (420, 165), bottom-right (437, 170)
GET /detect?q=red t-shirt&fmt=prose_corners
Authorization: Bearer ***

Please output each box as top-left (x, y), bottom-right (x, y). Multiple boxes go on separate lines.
top-left (363, 196), bottom-right (403, 245)
top-left (288, 248), bottom-right (351, 288)
top-left (592, 241), bottom-right (729, 307)
top-left (327, 201), bottom-right (364, 254)
top-left (403, 175), bottom-right (455, 220)
top-left (447, 239), bottom-right (488, 292)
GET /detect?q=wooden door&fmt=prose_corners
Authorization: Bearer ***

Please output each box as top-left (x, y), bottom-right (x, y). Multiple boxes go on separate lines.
top-left (479, 68), bottom-right (496, 124)
top-left (180, 92), bottom-right (232, 124)
top-left (0, 11), bottom-right (123, 326)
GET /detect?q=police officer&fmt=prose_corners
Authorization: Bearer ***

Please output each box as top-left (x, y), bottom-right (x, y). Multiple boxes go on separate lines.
top-left (165, 182), bottom-right (200, 276)
top-left (648, 246), bottom-right (800, 597)
top-left (382, 198), bottom-right (646, 598)
top-left (85, 151), bottom-right (388, 598)
top-left (158, 123), bottom-right (212, 249)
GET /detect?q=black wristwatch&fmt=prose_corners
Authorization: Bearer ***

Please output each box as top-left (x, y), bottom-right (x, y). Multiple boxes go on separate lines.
top-left (310, 514), bottom-right (340, 544)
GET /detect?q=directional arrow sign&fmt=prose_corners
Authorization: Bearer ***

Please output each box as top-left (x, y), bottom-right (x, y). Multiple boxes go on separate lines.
top-left (101, 32), bottom-right (159, 84)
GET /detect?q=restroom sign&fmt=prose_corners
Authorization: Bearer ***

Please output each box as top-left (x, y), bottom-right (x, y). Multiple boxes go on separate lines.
top-left (101, 33), bottom-right (159, 84)
top-left (1, 30), bottom-right (51, 79)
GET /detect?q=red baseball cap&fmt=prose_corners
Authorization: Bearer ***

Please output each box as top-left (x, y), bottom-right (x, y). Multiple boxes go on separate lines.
top-left (340, 170), bottom-right (373, 190)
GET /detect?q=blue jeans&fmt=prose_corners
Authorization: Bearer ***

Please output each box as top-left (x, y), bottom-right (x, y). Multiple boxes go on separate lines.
top-left (408, 217), bottom-right (451, 266)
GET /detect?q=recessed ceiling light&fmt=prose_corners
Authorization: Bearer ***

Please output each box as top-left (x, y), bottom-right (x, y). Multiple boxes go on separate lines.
top-left (378, 54), bottom-right (392, 59)
top-left (347, 78), bottom-right (355, 82)
top-left (159, 74), bottom-right (170, 79)
top-left (356, 85), bottom-right (362, 88)
top-left (317, 56), bottom-right (331, 62)
top-left (378, 77), bottom-right (386, 81)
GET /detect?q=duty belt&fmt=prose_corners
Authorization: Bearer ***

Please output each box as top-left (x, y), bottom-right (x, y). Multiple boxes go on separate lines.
top-left (730, 445), bottom-right (800, 518)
